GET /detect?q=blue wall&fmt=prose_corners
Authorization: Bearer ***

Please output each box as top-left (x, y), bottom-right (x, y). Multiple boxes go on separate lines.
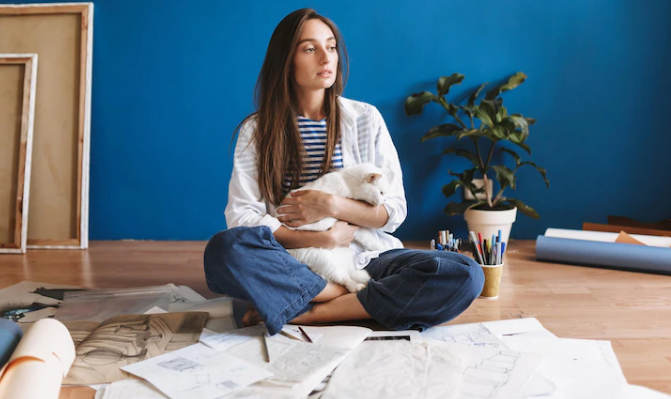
top-left (5, 0), bottom-right (670, 240)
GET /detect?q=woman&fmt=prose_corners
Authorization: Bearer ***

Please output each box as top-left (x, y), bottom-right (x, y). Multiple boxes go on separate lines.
top-left (204, 8), bottom-right (484, 336)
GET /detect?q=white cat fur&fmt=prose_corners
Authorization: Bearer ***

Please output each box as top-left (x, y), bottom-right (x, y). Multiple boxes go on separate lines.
top-left (283, 164), bottom-right (396, 292)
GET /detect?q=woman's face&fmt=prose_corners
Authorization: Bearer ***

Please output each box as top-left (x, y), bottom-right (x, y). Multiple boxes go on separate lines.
top-left (293, 19), bottom-right (338, 92)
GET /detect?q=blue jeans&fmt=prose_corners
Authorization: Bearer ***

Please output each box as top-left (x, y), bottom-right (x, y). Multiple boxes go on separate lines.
top-left (204, 226), bottom-right (484, 336)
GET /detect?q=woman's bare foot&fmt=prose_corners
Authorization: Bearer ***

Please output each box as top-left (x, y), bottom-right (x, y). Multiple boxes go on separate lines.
top-left (242, 307), bottom-right (262, 326)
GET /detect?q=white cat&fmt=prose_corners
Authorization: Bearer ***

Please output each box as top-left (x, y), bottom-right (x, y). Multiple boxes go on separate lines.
top-left (282, 164), bottom-right (396, 292)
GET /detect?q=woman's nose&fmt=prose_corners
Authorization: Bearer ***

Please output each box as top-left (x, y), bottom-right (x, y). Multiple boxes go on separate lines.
top-left (320, 50), bottom-right (331, 64)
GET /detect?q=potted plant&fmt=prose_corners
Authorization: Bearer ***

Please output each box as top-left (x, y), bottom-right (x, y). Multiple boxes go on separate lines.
top-left (404, 72), bottom-right (549, 243)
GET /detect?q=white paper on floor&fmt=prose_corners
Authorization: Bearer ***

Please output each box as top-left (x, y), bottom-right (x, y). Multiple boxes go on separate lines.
top-left (199, 324), bottom-right (267, 352)
top-left (321, 340), bottom-right (462, 399)
top-left (482, 318), bottom-right (558, 340)
top-left (121, 343), bottom-right (272, 399)
top-left (503, 336), bottom-right (627, 399)
top-left (421, 322), bottom-right (507, 349)
top-left (445, 344), bottom-right (542, 399)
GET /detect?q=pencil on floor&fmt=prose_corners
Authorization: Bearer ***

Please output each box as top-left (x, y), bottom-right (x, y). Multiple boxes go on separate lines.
top-left (262, 328), bottom-right (270, 362)
top-left (298, 326), bottom-right (313, 343)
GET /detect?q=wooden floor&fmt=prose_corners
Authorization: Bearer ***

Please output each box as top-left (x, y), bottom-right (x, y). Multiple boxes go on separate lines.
top-left (2, 240), bottom-right (671, 397)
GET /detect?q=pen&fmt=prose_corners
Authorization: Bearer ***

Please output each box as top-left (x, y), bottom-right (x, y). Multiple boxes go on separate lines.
top-left (262, 328), bottom-right (270, 363)
top-left (497, 241), bottom-right (502, 264)
top-left (298, 326), bottom-right (313, 343)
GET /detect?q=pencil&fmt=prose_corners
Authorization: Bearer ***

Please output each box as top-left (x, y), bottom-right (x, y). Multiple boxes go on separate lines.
top-left (262, 329), bottom-right (270, 362)
top-left (298, 326), bottom-right (313, 343)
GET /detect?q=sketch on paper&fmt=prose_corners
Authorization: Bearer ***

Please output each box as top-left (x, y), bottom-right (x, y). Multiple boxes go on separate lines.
top-left (460, 351), bottom-right (519, 398)
top-left (63, 312), bottom-right (208, 385)
top-left (422, 323), bottom-right (506, 349)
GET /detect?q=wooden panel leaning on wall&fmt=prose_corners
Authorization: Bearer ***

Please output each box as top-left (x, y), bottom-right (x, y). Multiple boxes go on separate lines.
top-left (0, 3), bottom-right (94, 249)
top-left (0, 54), bottom-right (37, 254)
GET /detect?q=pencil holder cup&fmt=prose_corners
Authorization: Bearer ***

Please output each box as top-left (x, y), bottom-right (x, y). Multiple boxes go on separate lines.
top-left (480, 262), bottom-right (503, 299)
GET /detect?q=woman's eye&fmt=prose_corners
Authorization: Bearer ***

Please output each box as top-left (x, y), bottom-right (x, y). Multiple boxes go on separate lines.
top-left (329, 46), bottom-right (337, 51)
top-left (305, 48), bottom-right (315, 53)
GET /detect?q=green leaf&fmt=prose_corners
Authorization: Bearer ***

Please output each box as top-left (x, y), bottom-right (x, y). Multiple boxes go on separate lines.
top-left (499, 147), bottom-right (521, 165)
top-left (508, 131), bottom-right (531, 154)
top-left (468, 83), bottom-right (488, 107)
top-left (405, 91), bottom-right (440, 116)
top-left (492, 165), bottom-right (516, 189)
top-left (459, 105), bottom-right (476, 119)
top-left (441, 180), bottom-right (461, 198)
top-left (474, 101), bottom-right (498, 128)
top-left (437, 73), bottom-right (465, 97)
top-left (420, 123), bottom-right (463, 143)
top-left (485, 72), bottom-right (528, 100)
top-left (509, 115), bottom-right (530, 141)
top-left (448, 167), bottom-right (477, 183)
top-left (456, 129), bottom-right (482, 140)
top-left (444, 201), bottom-right (478, 216)
top-left (442, 148), bottom-right (480, 166)
top-left (505, 198), bottom-right (540, 219)
top-left (518, 161), bottom-right (550, 188)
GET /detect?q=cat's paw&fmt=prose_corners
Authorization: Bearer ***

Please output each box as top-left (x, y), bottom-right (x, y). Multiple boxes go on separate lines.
top-left (345, 281), bottom-right (367, 293)
top-left (351, 270), bottom-right (371, 284)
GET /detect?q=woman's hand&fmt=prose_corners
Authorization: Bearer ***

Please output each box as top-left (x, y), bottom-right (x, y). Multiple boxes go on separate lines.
top-left (326, 221), bottom-right (358, 248)
top-left (277, 190), bottom-right (338, 227)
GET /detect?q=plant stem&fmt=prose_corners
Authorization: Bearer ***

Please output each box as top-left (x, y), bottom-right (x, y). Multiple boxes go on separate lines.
top-left (439, 98), bottom-right (468, 129)
top-left (482, 174), bottom-right (494, 208)
top-left (482, 140), bottom-right (497, 208)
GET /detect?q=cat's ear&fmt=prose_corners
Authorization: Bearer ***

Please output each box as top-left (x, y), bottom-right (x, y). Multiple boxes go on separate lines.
top-left (366, 173), bottom-right (382, 184)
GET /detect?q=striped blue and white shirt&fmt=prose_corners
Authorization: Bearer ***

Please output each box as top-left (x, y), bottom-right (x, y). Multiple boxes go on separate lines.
top-left (282, 116), bottom-right (343, 194)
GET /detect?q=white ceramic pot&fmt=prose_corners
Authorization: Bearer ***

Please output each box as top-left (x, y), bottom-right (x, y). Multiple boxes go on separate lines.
top-left (464, 207), bottom-right (517, 244)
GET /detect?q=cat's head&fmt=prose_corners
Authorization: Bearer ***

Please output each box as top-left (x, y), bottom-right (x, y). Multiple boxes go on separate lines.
top-left (349, 164), bottom-right (389, 206)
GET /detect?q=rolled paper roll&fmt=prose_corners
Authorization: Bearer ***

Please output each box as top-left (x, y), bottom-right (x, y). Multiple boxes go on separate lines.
top-left (0, 320), bottom-right (22, 369)
top-left (0, 318), bottom-right (75, 399)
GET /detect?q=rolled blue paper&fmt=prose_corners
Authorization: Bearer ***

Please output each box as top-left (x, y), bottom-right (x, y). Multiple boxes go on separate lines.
top-left (536, 235), bottom-right (671, 274)
top-left (0, 319), bottom-right (23, 368)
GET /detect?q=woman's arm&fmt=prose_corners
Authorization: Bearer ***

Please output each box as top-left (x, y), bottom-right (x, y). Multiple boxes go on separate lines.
top-left (273, 221), bottom-right (358, 249)
top-left (279, 190), bottom-right (388, 229)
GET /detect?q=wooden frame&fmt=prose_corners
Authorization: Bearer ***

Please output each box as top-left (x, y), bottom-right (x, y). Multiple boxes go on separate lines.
top-left (0, 55), bottom-right (38, 254)
top-left (0, 3), bottom-right (93, 249)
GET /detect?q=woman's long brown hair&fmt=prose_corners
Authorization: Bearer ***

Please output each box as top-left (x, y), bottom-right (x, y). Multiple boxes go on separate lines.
top-left (234, 9), bottom-right (349, 206)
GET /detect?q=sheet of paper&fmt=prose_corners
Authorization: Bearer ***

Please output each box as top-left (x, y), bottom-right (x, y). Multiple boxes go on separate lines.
top-left (445, 344), bottom-right (542, 399)
top-left (503, 336), bottom-right (627, 399)
top-left (225, 333), bottom-right (350, 397)
top-left (64, 312), bottom-right (208, 385)
top-left (422, 322), bottom-right (508, 349)
top-left (295, 325), bottom-right (371, 349)
top-left (0, 281), bottom-right (81, 327)
top-left (322, 341), bottom-right (462, 399)
top-left (199, 324), bottom-right (266, 352)
top-left (544, 228), bottom-right (671, 247)
top-left (122, 343), bottom-right (273, 399)
top-left (280, 325), bottom-right (324, 343)
top-left (482, 318), bottom-right (557, 340)
top-left (617, 384), bottom-right (671, 399)
top-left (0, 319), bottom-right (75, 399)
top-left (95, 379), bottom-right (167, 399)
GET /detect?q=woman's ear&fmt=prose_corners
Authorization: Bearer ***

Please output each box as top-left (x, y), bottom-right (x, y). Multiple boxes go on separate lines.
top-left (366, 173), bottom-right (382, 183)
